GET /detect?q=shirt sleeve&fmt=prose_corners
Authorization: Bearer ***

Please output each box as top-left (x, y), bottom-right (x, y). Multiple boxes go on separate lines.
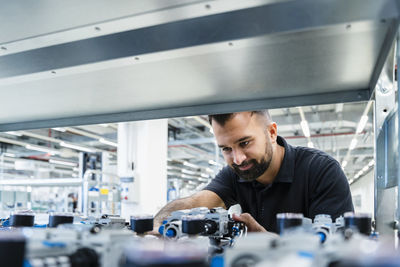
top-left (203, 166), bottom-right (237, 209)
top-left (308, 157), bottom-right (354, 220)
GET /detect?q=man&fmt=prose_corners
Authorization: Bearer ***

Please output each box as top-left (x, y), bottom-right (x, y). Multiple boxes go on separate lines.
top-left (154, 110), bottom-right (354, 233)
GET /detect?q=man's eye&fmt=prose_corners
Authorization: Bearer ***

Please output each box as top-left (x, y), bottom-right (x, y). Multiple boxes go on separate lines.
top-left (239, 141), bottom-right (249, 148)
top-left (222, 147), bottom-right (232, 152)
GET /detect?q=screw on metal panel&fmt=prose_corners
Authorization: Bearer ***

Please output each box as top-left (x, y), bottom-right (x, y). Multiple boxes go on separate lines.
top-left (94, 27), bottom-right (101, 31)
top-left (0, 46), bottom-right (6, 51)
top-left (51, 71), bottom-right (56, 74)
top-left (228, 42), bottom-right (233, 46)
top-left (134, 57), bottom-right (139, 61)
top-left (205, 4), bottom-right (211, 9)
top-left (379, 86), bottom-right (389, 94)
top-left (383, 108), bottom-right (388, 113)
top-left (378, 175), bottom-right (383, 180)
top-left (346, 24), bottom-right (351, 30)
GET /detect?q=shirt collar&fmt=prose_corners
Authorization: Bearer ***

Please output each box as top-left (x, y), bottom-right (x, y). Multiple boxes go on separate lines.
top-left (273, 136), bottom-right (295, 183)
top-left (237, 136), bottom-right (295, 184)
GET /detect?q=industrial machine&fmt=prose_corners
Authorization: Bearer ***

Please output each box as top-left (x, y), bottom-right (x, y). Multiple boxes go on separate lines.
top-left (159, 207), bottom-right (245, 242)
top-left (0, 208), bottom-right (395, 267)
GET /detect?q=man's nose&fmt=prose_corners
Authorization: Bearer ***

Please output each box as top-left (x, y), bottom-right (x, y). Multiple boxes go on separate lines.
top-left (232, 149), bottom-right (246, 165)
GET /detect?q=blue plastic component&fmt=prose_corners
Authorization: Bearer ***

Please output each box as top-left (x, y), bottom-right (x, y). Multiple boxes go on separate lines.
top-left (23, 260), bottom-right (33, 267)
top-left (42, 240), bottom-right (66, 248)
top-left (158, 225), bottom-right (164, 235)
top-left (165, 229), bottom-right (176, 237)
top-left (2, 219), bottom-right (10, 227)
top-left (232, 226), bottom-right (239, 236)
top-left (298, 251), bottom-right (314, 259)
top-left (316, 232), bottom-right (326, 243)
top-left (89, 187), bottom-right (99, 192)
top-left (34, 224), bottom-right (47, 228)
top-left (370, 231), bottom-right (379, 239)
top-left (210, 255), bottom-right (224, 267)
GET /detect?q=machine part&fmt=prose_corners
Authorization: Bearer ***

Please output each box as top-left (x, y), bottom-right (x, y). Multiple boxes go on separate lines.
top-left (81, 214), bottom-right (126, 229)
top-left (182, 215), bottom-right (206, 235)
top-left (313, 214), bottom-right (334, 243)
top-left (130, 215), bottom-right (153, 234)
top-left (24, 226), bottom-right (134, 267)
top-left (204, 220), bottom-right (218, 235)
top-left (276, 213), bottom-right (303, 234)
top-left (0, 231), bottom-right (25, 267)
top-left (231, 254), bottom-right (261, 267)
top-left (344, 212), bottom-right (372, 236)
top-left (69, 247), bottom-right (99, 267)
top-left (10, 211), bottom-right (35, 227)
top-left (227, 220), bottom-right (246, 237)
top-left (163, 221), bottom-right (181, 239)
top-left (160, 207), bottom-right (245, 241)
top-left (48, 213), bottom-right (74, 228)
top-left (123, 239), bottom-right (208, 267)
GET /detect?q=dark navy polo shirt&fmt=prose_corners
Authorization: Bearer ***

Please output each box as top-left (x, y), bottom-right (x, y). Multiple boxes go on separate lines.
top-left (203, 136), bottom-right (354, 233)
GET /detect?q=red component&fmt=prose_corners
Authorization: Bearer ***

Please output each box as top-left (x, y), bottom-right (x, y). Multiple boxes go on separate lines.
top-left (124, 196), bottom-right (128, 200)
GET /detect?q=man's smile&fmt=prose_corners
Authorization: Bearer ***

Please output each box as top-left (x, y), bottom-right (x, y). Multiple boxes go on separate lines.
top-left (238, 162), bottom-right (253, 171)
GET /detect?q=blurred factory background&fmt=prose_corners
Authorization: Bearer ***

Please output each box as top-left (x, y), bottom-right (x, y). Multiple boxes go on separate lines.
top-left (0, 101), bottom-right (374, 219)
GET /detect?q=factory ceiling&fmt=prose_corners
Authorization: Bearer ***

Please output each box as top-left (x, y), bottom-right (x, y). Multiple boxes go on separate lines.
top-left (0, 101), bottom-right (373, 188)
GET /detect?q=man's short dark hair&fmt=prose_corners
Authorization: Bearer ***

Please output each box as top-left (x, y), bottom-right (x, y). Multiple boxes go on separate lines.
top-left (208, 110), bottom-right (271, 126)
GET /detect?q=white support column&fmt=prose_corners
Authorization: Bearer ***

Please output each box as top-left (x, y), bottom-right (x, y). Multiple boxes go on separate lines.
top-left (118, 119), bottom-right (168, 220)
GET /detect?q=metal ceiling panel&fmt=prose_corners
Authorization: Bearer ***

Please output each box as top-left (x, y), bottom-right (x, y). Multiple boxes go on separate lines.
top-left (0, 0), bottom-right (399, 130)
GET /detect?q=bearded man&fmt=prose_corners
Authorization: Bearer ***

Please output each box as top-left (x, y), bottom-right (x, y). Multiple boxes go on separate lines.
top-left (154, 110), bottom-right (354, 233)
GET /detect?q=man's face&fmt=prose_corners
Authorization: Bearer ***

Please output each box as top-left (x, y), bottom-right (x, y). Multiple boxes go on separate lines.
top-left (212, 112), bottom-right (276, 181)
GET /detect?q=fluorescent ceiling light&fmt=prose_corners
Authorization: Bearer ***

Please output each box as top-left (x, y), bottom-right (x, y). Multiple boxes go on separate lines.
top-left (60, 142), bottom-right (95, 153)
top-left (300, 120), bottom-right (310, 137)
top-left (5, 131), bottom-right (22, 136)
top-left (208, 160), bottom-right (221, 166)
top-left (205, 168), bottom-right (214, 173)
top-left (200, 173), bottom-right (209, 178)
top-left (349, 138), bottom-right (358, 150)
top-left (183, 161), bottom-right (198, 169)
top-left (307, 142), bottom-right (314, 148)
top-left (99, 124), bottom-right (109, 128)
top-left (52, 128), bottom-right (66, 132)
top-left (368, 159), bottom-right (375, 167)
top-left (49, 159), bottom-right (77, 167)
top-left (362, 166), bottom-right (369, 172)
top-left (348, 179), bottom-right (354, 184)
top-left (356, 115), bottom-right (368, 134)
top-left (25, 144), bottom-right (58, 155)
top-left (182, 169), bottom-right (196, 175)
top-left (99, 138), bottom-right (117, 147)
top-left (341, 160), bottom-right (348, 168)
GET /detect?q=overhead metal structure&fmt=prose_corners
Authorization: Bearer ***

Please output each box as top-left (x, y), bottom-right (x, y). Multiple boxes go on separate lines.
top-left (0, 0), bottom-right (399, 130)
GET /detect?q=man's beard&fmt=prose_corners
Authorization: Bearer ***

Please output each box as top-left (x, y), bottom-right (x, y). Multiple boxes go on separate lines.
top-left (231, 145), bottom-right (272, 181)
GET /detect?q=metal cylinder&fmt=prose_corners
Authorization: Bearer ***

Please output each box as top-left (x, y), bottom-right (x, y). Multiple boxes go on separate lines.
top-left (130, 215), bottom-right (153, 234)
top-left (9, 212), bottom-right (34, 227)
top-left (0, 231), bottom-right (25, 267)
top-left (276, 213), bottom-right (303, 234)
top-left (344, 212), bottom-right (372, 236)
top-left (48, 213), bottom-right (74, 228)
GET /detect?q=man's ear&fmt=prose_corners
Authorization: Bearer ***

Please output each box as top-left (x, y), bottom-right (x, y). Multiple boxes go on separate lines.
top-left (267, 122), bottom-right (278, 142)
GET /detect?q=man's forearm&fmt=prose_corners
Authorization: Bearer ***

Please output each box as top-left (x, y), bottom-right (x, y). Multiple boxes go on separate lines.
top-left (154, 197), bottom-right (195, 229)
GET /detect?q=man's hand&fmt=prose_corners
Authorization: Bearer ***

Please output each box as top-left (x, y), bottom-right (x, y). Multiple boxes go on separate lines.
top-left (147, 229), bottom-right (161, 237)
top-left (232, 213), bottom-right (267, 232)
